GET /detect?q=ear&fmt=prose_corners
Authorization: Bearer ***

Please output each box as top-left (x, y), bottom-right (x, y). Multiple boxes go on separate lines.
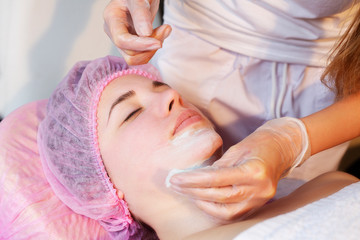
top-left (117, 190), bottom-right (124, 199)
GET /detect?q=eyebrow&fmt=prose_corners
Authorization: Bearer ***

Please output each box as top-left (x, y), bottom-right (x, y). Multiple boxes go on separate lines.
top-left (107, 81), bottom-right (169, 121)
top-left (152, 81), bottom-right (169, 88)
top-left (108, 90), bottom-right (135, 120)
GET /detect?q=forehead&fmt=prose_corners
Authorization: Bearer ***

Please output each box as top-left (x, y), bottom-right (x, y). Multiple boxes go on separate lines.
top-left (99, 74), bottom-right (153, 106)
top-left (104, 74), bottom-right (153, 95)
top-left (96, 74), bottom-right (154, 129)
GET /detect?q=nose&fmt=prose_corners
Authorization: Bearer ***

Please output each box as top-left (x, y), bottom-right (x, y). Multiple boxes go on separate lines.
top-left (156, 88), bottom-right (182, 116)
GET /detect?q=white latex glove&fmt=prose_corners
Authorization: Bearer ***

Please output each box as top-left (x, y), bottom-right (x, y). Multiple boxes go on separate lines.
top-left (103, 0), bottom-right (172, 65)
top-left (168, 117), bottom-right (311, 221)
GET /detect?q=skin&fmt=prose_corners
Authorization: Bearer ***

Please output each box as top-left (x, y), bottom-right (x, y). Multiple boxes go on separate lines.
top-left (96, 74), bottom-right (223, 239)
top-left (301, 92), bottom-right (360, 155)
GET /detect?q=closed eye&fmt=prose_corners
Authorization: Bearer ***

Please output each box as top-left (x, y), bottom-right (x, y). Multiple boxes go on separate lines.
top-left (124, 108), bottom-right (142, 122)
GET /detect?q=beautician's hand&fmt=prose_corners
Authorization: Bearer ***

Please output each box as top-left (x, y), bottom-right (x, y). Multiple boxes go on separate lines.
top-left (103, 0), bottom-right (171, 65)
top-left (169, 117), bottom-right (311, 221)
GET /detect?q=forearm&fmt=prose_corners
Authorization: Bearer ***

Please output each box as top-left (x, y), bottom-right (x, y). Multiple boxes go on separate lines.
top-left (301, 93), bottom-right (360, 155)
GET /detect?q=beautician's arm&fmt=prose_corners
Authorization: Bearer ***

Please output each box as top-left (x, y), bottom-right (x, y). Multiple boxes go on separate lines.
top-left (302, 92), bottom-right (360, 155)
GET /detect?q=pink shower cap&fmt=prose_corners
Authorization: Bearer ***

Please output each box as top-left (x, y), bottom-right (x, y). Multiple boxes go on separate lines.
top-left (37, 56), bottom-right (160, 239)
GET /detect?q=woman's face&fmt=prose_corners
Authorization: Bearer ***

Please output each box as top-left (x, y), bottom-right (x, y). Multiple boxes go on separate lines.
top-left (97, 74), bottom-right (222, 215)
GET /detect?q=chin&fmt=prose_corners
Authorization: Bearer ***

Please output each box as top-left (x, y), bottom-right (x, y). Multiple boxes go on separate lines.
top-left (172, 127), bottom-right (223, 168)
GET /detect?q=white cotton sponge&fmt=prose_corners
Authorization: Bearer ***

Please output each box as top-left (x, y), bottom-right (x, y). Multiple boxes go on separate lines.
top-left (165, 155), bottom-right (218, 188)
top-left (165, 168), bottom-right (194, 188)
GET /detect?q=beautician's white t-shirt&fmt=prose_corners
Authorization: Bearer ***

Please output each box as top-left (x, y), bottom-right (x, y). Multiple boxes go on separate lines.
top-left (164, 0), bottom-right (355, 67)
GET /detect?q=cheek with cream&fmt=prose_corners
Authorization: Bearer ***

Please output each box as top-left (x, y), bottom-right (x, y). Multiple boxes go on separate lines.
top-left (123, 108), bottom-right (223, 191)
top-left (114, 124), bottom-right (222, 193)
top-left (155, 126), bottom-right (223, 187)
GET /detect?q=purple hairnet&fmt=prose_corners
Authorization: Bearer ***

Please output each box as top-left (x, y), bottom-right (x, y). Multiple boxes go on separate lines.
top-left (37, 56), bottom-right (160, 239)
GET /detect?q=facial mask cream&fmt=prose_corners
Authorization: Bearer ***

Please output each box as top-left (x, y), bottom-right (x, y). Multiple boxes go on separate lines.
top-left (165, 155), bottom-right (218, 188)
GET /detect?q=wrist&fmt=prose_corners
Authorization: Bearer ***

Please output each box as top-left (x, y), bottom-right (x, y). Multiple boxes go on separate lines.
top-left (283, 117), bottom-right (311, 176)
top-left (257, 117), bottom-right (311, 177)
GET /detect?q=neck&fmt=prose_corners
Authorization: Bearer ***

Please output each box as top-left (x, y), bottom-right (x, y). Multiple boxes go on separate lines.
top-left (150, 196), bottom-right (221, 240)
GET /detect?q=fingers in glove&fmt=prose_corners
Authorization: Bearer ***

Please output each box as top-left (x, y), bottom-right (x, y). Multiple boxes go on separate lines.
top-left (170, 162), bottom-right (268, 188)
top-left (171, 181), bottom-right (276, 203)
top-left (104, 0), bottom-right (160, 51)
top-left (104, 19), bottom-right (161, 51)
top-left (128, 0), bottom-right (160, 36)
top-left (194, 199), bottom-right (265, 221)
top-left (171, 184), bottom-right (251, 203)
top-left (119, 49), bottom-right (155, 65)
top-left (120, 24), bottom-right (171, 65)
top-left (122, 24), bottom-right (171, 56)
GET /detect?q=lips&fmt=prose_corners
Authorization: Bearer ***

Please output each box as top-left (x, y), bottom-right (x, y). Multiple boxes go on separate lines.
top-left (173, 109), bottom-right (204, 136)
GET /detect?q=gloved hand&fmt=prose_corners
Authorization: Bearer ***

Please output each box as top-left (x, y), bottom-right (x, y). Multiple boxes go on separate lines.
top-left (103, 0), bottom-right (172, 65)
top-left (168, 117), bottom-right (311, 221)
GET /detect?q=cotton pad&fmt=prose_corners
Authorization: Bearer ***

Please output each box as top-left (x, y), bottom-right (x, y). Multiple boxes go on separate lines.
top-left (165, 155), bottom-right (218, 188)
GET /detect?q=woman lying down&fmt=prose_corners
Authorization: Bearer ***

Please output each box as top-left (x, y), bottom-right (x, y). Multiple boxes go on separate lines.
top-left (37, 56), bottom-right (359, 240)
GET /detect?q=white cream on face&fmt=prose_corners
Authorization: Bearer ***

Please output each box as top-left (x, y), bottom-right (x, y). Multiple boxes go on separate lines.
top-left (170, 126), bottom-right (215, 146)
top-left (165, 127), bottom-right (221, 187)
